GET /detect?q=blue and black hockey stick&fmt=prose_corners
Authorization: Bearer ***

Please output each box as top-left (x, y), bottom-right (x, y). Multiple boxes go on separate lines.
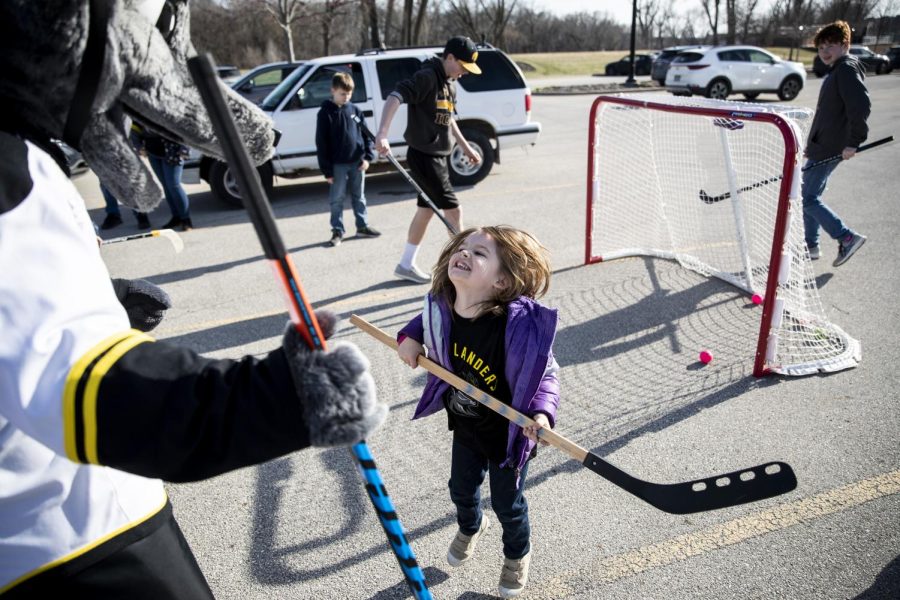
top-left (188, 54), bottom-right (432, 600)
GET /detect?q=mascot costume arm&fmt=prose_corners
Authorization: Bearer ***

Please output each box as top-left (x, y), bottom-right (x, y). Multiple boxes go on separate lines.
top-left (0, 1), bottom-right (385, 594)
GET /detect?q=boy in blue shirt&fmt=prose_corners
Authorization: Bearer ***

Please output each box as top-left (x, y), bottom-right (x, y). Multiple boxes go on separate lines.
top-left (316, 72), bottom-right (381, 247)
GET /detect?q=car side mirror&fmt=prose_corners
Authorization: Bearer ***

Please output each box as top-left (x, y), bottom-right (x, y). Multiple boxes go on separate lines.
top-left (239, 81), bottom-right (253, 92)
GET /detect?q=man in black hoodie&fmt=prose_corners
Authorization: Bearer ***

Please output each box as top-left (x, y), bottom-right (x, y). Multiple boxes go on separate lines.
top-left (804, 20), bottom-right (870, 267)
top-left (375, 37), bottom-right (483, 284)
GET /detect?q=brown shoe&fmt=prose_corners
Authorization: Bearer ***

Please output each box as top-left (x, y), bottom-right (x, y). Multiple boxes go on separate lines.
top-left (447, 515), bottom-right (489, 567)
top-left (498, 551), bottom-right (531, 598)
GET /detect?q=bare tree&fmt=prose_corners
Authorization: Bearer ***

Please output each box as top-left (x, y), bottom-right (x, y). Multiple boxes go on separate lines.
top-left (637, 0), bottom-right (662, 48)
top-left (446, 0), bottom-right (520, 46)
top-left (265, 0), bottom-right (305, 62)
top-left (313, 0), bottom-right (355, 55)
top-left (700, 0), bottom-right (721, 44)
top-left (384, 0), bottom-right (397, 45)
top-left (655, 0), bottom-right (677, 48)
top-left (362, 0), bottom-right (382, 48)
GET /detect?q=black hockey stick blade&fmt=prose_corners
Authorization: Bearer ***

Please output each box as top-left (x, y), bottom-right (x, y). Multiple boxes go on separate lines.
top-left (699, 135), bottom-right (894, 204)
top-left (582, 452), bottom-right (797, 514)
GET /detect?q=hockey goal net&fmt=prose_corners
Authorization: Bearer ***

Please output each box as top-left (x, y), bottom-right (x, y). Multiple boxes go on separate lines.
top-left (585, 93), bottom-right (860, 376)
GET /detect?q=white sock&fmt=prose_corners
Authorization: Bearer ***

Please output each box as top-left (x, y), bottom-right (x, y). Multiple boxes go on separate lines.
top-left (399, 243), bottom-right (419, 269)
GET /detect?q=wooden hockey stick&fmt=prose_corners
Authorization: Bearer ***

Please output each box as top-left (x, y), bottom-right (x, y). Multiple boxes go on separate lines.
top-left (700, 135), bottom-right (894, 204)
top-left (101, 228), bottom-right (183, 253)
top-left (351, 314), bottom-right (798, 515)
top-left (188, 54), bottom-right (432, 600)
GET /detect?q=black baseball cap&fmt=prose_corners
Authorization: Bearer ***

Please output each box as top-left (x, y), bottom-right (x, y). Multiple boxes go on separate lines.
top-left (444, 36), bottom-right (482, 75)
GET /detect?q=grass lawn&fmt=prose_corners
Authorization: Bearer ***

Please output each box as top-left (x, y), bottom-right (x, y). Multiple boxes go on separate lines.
top-left (511, 47), bottom-right (818, 78)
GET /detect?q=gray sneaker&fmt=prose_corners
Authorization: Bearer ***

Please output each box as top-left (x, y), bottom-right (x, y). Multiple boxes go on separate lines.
top-left (394, 263), bottom-right (431, 284)
top-left (808, 245), bottom-right (820, 260)
top-left (447, 515), bottom-right (489, 567)
top-left (498, 551), bottom-right (531, 598)
top-left (329, 230), bottom-right (342, 247)
top-left (833, 233), bottom-right (866, 267)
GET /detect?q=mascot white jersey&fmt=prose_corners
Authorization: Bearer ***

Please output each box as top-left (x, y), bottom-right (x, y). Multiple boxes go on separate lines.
top-left (0, 1), bottom-right (386, 596)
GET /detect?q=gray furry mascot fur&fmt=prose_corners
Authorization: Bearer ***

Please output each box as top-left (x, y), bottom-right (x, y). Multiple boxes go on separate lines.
top-left (0, 1), bottom-right (386, 597)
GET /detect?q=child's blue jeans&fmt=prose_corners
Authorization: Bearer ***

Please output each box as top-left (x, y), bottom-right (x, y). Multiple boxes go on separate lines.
top-left (802, 158), bottom-right (850, 249)
top-left (329, 162), bottom-right (368, 235)
top-left (448, 438), bottom-right (531, 560)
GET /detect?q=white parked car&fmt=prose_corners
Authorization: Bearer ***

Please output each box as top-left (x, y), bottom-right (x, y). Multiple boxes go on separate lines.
top-left (185, 44), bottom-right (541, 207)
top-left (665, 46), bottom-right (805, 101)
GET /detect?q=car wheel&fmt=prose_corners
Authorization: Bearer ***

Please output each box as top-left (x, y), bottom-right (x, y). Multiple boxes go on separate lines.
top-left (705, 78), bottom-right (731, 100)
top-left (209, 160), bottom-right (273, 208)
top-left (605, 65), bottom-right (615, 76)
top-left (743, 92), bottom-right (760, 100)
top-left (876, 62), bottom-right (886, 75)
top-left (448, 129), bottom-right (493, 187)
top-left (777, 76), bottom-right (803, 101)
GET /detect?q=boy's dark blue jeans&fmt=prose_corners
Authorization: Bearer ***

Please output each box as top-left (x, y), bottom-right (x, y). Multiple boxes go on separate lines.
top-left (448, 438), bottom-right (530, 560)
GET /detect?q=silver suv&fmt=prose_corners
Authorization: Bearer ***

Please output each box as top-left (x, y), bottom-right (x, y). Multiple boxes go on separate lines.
top-left (184, 44), bottom-right (541, 207)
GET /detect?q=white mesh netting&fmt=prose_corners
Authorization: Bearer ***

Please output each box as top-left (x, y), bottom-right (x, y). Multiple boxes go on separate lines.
top-left (586, 92), bottom-right (860, 376)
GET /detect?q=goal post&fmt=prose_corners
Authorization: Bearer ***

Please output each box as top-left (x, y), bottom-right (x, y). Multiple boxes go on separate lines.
top-left (585, 93), bottom-right (860, 377)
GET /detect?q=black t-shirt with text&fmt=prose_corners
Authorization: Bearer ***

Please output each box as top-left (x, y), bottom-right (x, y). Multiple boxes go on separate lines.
top-left (445, 309), bottom-right (513, 462)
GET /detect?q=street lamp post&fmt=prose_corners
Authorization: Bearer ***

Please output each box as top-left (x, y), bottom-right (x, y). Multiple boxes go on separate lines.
top-left (624, 0), bottom-right (638, 87)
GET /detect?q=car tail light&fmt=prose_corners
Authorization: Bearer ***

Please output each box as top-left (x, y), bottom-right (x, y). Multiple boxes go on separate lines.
top-left (524, 93), bottom-right (532, 115)
top-left (687, 65), bottom-right (710, 70)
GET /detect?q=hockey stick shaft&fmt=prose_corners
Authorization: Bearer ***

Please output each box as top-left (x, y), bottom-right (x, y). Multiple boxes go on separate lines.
top-left (188, 55), bottom-right (432, 600)
top-left (351, 314), bottom-right (798, 514)
top-left (700, 135), bottom-right (894, 204)
top-left (352, 115), bottom-right (458, 235)
top-left (101, 228), bottom-right (184, 253)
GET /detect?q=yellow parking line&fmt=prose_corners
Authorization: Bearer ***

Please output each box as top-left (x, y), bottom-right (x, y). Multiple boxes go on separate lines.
top-left (533, 469), bottom-right (900, 598)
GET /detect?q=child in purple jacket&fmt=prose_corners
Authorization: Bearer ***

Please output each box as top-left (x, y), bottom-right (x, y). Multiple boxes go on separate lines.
top-left (397, 225), bottom-right (559, 598)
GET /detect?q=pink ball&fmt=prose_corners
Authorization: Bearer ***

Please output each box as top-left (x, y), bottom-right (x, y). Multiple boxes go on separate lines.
top-left (699, 350), bottom-right (713, 364)
top-left (751, 294), bottom-right (764, 305)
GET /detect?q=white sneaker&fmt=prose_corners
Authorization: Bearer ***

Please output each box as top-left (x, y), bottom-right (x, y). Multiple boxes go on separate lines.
top-left (447, 515), bottom-right (489, 567)
top-left (498, 551), bottom-right (531, 598)
top-left (394, 263), bottom-right (431, 284)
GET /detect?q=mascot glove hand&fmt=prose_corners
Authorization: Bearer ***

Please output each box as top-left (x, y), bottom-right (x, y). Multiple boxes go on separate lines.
top-left (111, 278), bottom-right (172, 332)
top-left (282, 312), bottom-right (387, 447)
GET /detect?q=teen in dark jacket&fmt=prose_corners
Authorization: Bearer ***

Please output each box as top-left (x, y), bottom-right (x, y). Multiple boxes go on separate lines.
top-left (373, 37), bottom-right (483, 284)
top-left (803, 20), bottom-right (871, 267)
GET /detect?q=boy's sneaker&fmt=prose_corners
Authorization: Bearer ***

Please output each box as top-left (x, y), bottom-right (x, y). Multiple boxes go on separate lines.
top-left (447, 515), bottom-right (489, 567)
top-left (498, 551), bottom-right (532, 598)
top-left (100, 213), bottom-right (123, 230)
top-left (833, 233), bottom-right (866, 267)
top-left (808, 245), bottom-right (820, 260)
top-left (329, 230), bottom-right (343, 247)
top-left (394, 263), bottom-right (430, 284)
top-left (356, 226), bottom-right (381, 238)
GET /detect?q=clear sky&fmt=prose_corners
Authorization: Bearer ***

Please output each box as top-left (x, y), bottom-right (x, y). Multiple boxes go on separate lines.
top-left (528, 0), bottom-right (775, 28)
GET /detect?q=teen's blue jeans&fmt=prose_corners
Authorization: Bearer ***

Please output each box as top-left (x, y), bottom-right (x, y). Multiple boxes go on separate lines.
top-left (329, 163), bottom-right (368, 235)
top-left (448, 438), bottom-right (531, 560)
top-left (802, 159), bottom-right (849, 249)
top-left (148, 155), bottom-right (190, 220)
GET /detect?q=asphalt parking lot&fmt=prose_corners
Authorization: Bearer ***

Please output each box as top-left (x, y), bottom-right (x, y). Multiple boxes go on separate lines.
top-left (81, 73), bottom-right (900, 599)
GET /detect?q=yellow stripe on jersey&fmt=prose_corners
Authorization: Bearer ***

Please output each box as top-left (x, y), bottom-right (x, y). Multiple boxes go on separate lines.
top-left (0, 493), bottom-right (168, 594)
top-left (82, 331), bottom-right (154, 464)
top-left (63, 331), bottom-right (134, 461)
top-left (436, 99), bottom-right (454, 111)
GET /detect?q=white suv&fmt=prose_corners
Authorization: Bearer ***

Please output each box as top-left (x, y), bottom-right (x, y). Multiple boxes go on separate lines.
top-left (185, 44), bottom-right (541, 207)
top-left (665, 46), bottom-right (805, 101)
